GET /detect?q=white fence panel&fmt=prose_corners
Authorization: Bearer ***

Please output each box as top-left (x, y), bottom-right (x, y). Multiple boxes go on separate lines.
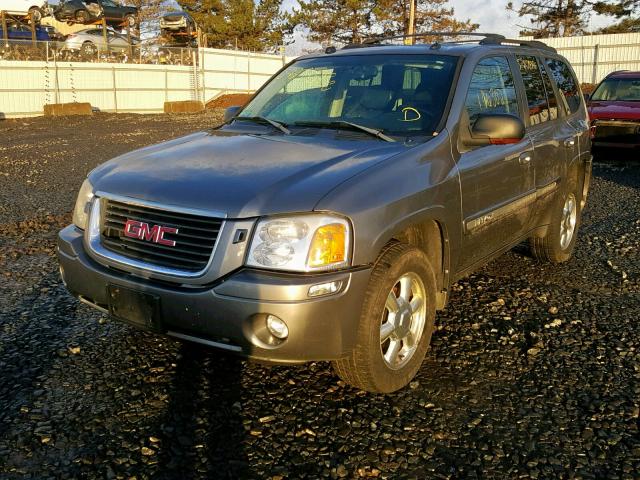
top-left (0, 61), bottom-right (48, 117)
top-left (0, 60), bottom-right (195, 118)
top-left (200, 48), bottom-right (290, 102)
top-left (523, 33), bottom-right (640, 83)
top-left (1, 48), bottom-right (291, 118)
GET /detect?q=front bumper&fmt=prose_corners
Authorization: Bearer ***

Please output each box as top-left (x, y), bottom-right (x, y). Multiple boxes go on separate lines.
top-left (592, 120), bottom-right (640, 149)
top-left (160, 22), bottom-right (187, 30)
top-left (58, 225), bottom-right (371, 363)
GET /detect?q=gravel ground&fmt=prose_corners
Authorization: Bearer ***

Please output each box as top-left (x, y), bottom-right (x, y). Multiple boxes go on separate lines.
top-left (0, 114), bottom-right (639, 479)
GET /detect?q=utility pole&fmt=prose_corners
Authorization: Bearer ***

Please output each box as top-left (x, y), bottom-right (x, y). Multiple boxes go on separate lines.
top-left (405, 0), bottom-right (417, 45)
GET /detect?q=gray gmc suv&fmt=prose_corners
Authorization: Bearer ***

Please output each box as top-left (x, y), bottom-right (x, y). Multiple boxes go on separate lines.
top-left (58, 33), bottom-right (592, 393)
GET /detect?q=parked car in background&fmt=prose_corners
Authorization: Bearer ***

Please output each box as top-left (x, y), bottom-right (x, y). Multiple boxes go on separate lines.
top-left (62, 27), bottom-right (138, 56)
top-left (0, 23), bottom-right (51, 41)
top-left (0, 0), bottom-right (49, 22)
top-left (588, 70), bottom-right (640, 150)
top-left (39, 22), bottom-right (65, 41)
top-left (160, 11), bottom-right (195, 34)
top-left (54, 0), bottom-right (137, 30)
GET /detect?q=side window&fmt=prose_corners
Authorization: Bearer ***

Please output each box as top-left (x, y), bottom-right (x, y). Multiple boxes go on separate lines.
top-left (546, 58), bottom-right (581, 114)
top-left (539, 59), bottom-right (560, 120)
top-left (516, 55), bottom-right (550, 125)
top-left (464, 56), bottom-right (519, 121)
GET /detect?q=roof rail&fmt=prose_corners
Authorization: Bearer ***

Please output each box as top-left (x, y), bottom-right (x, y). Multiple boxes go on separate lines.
top-left (360, 31), bottom-right (505, 45)
top-left (342, 31), bottom-right (557, 53)
top-left (491, 38), bottom-right (557, 53)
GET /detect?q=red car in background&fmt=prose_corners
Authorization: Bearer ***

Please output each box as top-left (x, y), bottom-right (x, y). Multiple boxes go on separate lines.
top-left (588, 70), bottom-right (640, 150)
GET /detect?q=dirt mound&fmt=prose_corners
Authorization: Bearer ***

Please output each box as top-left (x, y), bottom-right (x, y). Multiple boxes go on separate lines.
top-left (207, 93), bottom-right (252, 109)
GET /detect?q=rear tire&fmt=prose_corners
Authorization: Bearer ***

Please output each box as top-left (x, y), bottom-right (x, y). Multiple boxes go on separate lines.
top-left (332, 242), bottom-right (437, 393)
top-left (80, 41), bottom-right (97, 59)
top-left (75, 9), bottom-right (89, 23)
top-left (28, 7), bottom-right (43, 24)
top-left (530, 173), bottom-right (581, 263)
top-left (124, 14), bottom-right (136, 28)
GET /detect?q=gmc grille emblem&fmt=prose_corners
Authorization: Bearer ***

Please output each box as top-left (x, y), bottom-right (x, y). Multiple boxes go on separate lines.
top-left (123, 219), bottom-right (178, 247)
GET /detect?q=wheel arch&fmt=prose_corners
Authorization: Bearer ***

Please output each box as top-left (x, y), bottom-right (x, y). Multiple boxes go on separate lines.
top-left (371, 208), bottom-right (451, 309)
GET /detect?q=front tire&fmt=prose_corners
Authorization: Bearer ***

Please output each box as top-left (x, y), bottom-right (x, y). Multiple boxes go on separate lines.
top-left (332, 243), bottom-right (436, 393)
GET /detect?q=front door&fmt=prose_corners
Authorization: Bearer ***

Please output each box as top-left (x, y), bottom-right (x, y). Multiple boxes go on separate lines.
top-left (456, 55), bottom-right (535, 271)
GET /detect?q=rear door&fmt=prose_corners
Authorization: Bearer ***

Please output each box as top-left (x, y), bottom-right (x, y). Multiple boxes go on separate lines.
top-left (545, 57), bottom-right (590, 199)
top-left (514, 54), bottom-right (569, 220)
top-left (456, 55), bottom-right (535, 270)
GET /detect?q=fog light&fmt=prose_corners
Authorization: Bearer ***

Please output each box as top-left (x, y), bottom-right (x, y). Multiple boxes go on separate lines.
top-left (308, 280), bottom-right (343, 297)
top-left (266, 315), bottom-right (289, 339)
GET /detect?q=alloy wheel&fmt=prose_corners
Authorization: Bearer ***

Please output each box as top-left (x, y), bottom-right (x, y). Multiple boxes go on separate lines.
top-left (380, 272), bottom-right (427, 370)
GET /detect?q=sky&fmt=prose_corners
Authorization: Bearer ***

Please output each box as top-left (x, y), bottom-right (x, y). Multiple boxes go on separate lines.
top-left (449, 0), bottom-right (614, 37)
top-left (281, 0), bottom-right (618, 54)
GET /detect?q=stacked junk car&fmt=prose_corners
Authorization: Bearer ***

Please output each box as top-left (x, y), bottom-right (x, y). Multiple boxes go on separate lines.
top-left (0, 0), bottom-right (198, 63)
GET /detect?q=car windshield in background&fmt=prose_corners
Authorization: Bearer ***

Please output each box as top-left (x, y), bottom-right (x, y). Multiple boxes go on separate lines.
top-left (591, 78), bottom-right (640, 101)
top-left (238, 54), bottom-right (459, 139)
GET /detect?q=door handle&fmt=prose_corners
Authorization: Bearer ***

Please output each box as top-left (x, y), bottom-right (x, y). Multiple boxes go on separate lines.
top-left (519, 152), bottom-right (532, 165)
top-left (564, 137), bottom-right (576, 147)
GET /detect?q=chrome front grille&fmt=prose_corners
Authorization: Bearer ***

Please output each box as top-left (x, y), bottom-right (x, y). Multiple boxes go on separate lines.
top-left (99, 198), bottom-right (224, 273)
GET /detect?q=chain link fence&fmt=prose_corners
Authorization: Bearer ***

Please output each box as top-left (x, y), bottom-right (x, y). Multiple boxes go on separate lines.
top-left (0, 38), bottom-right (199, 65)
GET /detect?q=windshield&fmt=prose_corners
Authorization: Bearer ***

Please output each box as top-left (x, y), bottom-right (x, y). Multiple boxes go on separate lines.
top-left (238, 54), bottom-right (458, 138)
top-left (591, 78), bottom-right (640, 102)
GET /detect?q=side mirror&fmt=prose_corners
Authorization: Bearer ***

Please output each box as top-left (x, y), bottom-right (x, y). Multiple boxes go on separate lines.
top-left (462, 113), bottom-right (525, 147)
top-left (223, 105), bottom-right (242, 123)
top-left (583, 93), bottom-right (590, 101)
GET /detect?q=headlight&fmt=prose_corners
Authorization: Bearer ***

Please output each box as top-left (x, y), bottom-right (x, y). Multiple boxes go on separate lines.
top-left (246, 214), bottom-right (351, 272)
top-left (72, 178), bottom-right (94, 229)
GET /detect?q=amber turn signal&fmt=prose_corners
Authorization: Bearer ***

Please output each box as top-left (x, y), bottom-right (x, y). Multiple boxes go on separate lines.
top-left (307, 223), bottom-right (347, 268)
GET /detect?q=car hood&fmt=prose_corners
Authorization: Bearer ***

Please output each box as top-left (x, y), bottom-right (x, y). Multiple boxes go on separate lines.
top-left (588, 100), bottom-right (640, 121)
top-left (88, 130), bottom-right (408, 219)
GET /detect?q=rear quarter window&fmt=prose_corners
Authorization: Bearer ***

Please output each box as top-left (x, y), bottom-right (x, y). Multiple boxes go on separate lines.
top-left (545, 58), bottom-right (581, 114)
top-left (516, 55), bottom-right (550, 125)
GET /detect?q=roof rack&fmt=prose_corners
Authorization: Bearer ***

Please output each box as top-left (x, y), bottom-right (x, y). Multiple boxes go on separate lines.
top-left (360, 32), bottom-right (503, 45)
top-left (342, 31), bottom-right (557, 53)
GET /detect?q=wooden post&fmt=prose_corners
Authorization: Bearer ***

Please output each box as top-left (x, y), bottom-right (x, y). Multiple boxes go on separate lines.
top-left (406, 0), bottom-right (416, 45)
top-left (30, 13), bottom-right (36, 46)
top-left (102, 17), bottom-right (109, 57)
top-left (1, 11), bottom-right (8, 47)
top-left (126, 24), bottom-right (132, 59)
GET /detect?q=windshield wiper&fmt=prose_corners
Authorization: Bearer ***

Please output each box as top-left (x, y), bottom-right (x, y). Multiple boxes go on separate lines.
top-left (294, 120), bottom-right (395, 142)
top-left (234, 116), bottom-right (291, 135)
